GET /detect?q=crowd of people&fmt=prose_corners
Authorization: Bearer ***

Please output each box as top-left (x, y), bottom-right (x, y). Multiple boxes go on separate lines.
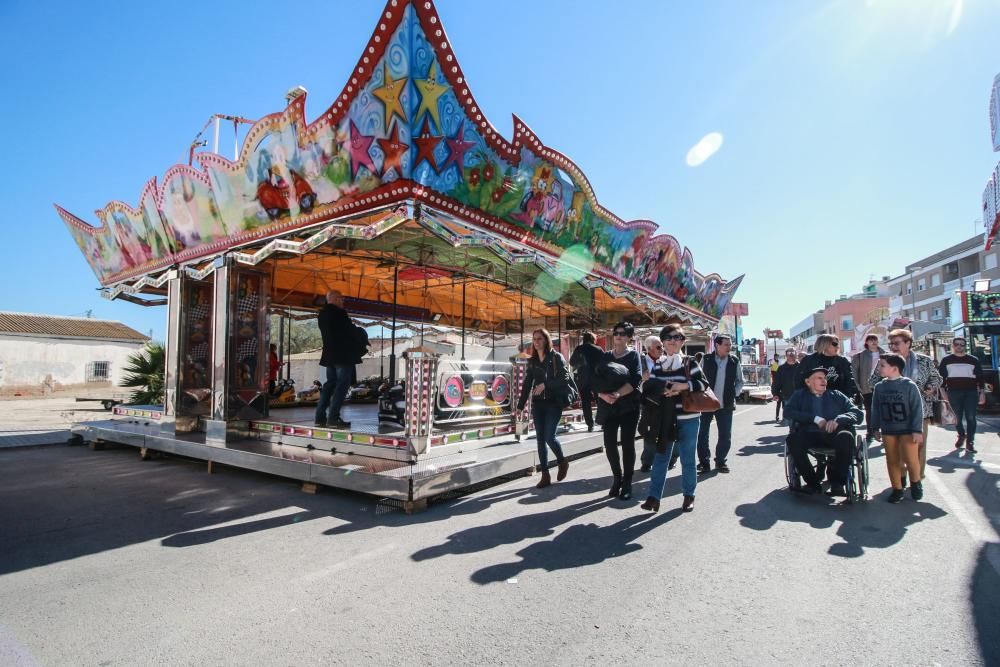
top-left (508, 323), bottom-right (986, 511)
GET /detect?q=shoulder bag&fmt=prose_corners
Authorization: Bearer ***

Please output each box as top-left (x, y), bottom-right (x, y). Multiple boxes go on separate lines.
top-left (549, 354), bottom-right (580, 409)
top-left (680, 357), bottom-right (721, 413)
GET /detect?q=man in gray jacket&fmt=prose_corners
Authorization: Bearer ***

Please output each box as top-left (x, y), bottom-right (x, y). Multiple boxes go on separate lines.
top-left (851, 334), bottom-right (885, 443)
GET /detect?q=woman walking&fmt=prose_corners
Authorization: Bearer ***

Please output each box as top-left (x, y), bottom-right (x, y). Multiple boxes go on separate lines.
top-left (639, 334), bottom-right (665, 473)
top-left (641, 324), bottom-right (709, 512)
top-left (516, 329), bottom-right (572, 488)
top-left (598, 321), bottom-right (642, 500)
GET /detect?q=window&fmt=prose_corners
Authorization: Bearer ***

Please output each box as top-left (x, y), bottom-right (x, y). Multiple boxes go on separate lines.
top-left (987, 254), bottom-right (998, 270)
top-left (85, 361), bottom-right (110, 383)
top-left (933, 307), bottom-right (943, 319)
top-left (931, 273), bottom-right (941, 287)
top-left (917, 279), bottom-right (926, 291)
top-left (906, 285), bottom-right (912, 295)
top-left (840, 315), bottom-right (853, 331)
top-left (919, 310), bottom-right (928, 321)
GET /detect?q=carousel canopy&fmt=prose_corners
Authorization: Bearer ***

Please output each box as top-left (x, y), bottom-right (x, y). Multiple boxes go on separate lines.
top-left (56, 0), bottom-right (742, 331)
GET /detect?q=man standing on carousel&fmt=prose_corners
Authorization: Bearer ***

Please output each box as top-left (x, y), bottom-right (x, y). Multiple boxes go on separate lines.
top-left (315, 290), bottom-right (357, 429)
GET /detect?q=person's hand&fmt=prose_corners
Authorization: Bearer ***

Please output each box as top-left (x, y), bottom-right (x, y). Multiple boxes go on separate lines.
top-left (642, 371), bottom-right (650, 382)
top-left (599, 392), bottom-right (618, 405)
top-left (923, 387), bottom-right (935, 397)
top-left (532, 383), bottom-right (545, 397)
top-left (663, 382), bottom-right (686, 397)
top-left (824, 420), bottom-right (839, 434)
top-left (771, 395), bottom-right (779, 402)
top-left (912, 433), bottom-right (924, 445)
top-left (816, 418), bottom-right (827, 430)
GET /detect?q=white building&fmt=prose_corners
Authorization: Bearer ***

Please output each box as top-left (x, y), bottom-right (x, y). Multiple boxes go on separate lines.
top-left (0, 312), bottom-right (149, 396)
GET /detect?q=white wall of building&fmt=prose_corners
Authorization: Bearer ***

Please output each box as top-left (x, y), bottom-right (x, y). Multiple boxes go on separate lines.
top-left (0, 335), bottom-right (146, 390)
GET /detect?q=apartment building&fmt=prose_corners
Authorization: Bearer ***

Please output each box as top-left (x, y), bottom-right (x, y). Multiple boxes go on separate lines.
top-left (885, 235), bottom-right (1000, 326)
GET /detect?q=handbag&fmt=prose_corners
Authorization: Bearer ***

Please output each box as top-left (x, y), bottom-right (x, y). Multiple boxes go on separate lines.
top-left (932, 388), bottom-right (957, 426)
top-left (550, 354), bottom-right (580, 409)
top-left (680, 358), bottom-right (721, 413)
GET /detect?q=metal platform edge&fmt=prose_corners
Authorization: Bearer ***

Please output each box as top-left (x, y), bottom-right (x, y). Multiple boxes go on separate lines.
top-left (71, 423), bottom-right (605, 505)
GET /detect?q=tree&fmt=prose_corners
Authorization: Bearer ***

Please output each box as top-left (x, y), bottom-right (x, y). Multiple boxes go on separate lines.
top-left (120, 342), bottom-right (165, 405)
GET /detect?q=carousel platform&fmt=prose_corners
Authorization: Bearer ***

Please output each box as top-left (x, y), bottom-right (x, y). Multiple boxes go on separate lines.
top-left (71, 404), bottom-right (601, 511)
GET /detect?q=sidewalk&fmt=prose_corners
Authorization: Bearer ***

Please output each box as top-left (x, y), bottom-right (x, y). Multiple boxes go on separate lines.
top-left (0, 397), bottom-right (118, 449)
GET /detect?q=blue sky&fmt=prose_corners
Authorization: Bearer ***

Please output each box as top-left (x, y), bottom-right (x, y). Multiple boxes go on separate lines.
top-left (1, 0), bottom-right (997, 341)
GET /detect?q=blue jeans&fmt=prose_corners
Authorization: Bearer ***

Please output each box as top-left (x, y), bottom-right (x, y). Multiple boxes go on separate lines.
top-left (316, 364), bottom-right (353, 423)
top-left (532, 401), bottom-right (565, 467)
top-left (698, 408), bottom-right (734, 465)
top-left (647, 417), bottom-right (700, 499)
top-left (949, 389), bottom-right (979, 441)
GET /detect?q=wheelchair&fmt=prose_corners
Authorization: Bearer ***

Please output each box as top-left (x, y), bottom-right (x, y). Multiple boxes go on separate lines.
top-left (783, 422), bottom-right (869, 503)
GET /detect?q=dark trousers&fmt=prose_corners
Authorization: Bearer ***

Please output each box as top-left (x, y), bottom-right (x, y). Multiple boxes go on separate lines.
top-left (697, 408), bottom-right (734, 465)
top-left (949, 389), bottom-right (979, 441)
top-left (532, 400), bottom-right (566, 467)
top-left (603, 408), bottom-right (639, 482)
top-left (775, 396), bottom-right (783, 420)
top-left (315, 363), bottom-right (352, 422)
top-left (788, 429), bottom-right (853, 487)
top-left (579, 384), bottom-right (596, 429)
top-left (861, 392), bottom-right (874, 437)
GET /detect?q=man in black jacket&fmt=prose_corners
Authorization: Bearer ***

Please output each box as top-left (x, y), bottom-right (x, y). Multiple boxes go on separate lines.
top-left (697, 334), bottom-right (743, 473)
top-left (570, 331), bottom-right (605, 432)
top-left (770, 348), bottom-right (799, 424)
top-left (314, 290), bottom-right (357, 428)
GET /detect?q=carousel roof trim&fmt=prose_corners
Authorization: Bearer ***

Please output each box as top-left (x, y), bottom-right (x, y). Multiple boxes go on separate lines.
top-left (58, 0), bottom-right (741, 324)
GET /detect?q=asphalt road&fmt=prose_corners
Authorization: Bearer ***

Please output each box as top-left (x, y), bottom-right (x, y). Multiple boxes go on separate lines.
top-left (1, 403), bottom-right (998, 666)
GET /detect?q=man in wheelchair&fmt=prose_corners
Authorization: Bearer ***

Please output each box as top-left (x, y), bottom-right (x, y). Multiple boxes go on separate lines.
top-left (784, 366), bottom-right (864, 497)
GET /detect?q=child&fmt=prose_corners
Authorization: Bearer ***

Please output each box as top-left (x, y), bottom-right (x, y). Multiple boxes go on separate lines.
top-left (870, 353), bottom-right (925, 503)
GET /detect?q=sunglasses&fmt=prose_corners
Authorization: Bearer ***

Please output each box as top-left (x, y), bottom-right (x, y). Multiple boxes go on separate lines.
top-left (828, 341), bottom-right (839, 347)
top-left (613, 331), bottom-right (629, 337)
top-left (663, 334), bottom-right (686, 341)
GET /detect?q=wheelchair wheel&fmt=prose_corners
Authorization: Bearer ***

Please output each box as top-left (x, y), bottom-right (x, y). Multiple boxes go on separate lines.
top-left (783, 438), bottom-right (800, 490)
top-left (855, 434), bottom-right (870, 501)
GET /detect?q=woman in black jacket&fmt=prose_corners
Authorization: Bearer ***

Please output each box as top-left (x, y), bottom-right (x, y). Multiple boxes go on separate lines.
top-left (598, 321), bottom-right (642, 500)
top-left (516, 329), bottom-right (572, 488)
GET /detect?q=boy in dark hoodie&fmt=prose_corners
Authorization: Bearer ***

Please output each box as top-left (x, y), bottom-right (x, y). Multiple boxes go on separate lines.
top-left (870, 353), bottom-right (924, 503)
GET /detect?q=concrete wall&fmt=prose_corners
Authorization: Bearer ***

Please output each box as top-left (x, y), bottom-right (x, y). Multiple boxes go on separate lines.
top-left (0, 335), bottom-right (146, 394)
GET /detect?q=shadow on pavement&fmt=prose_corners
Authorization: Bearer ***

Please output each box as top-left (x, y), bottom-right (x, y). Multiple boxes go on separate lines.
top-left (734, 487), bottom-right (947, 558)
top-left (467, 509), bottom-right (683, 584)
top-left (736, 434), bottom-right (786, 458)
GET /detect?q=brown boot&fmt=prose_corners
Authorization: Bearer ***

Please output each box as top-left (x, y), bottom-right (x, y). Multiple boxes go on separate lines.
top-left (557, 460), bottom-right (569, 481)
top-left (536, 469), bottom-right (552, 488)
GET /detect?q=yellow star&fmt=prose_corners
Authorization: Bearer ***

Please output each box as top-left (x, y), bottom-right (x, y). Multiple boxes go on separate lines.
top-left (372, 62), bottom-right (408, 132)
top-left (414, 62), bottom-right (450, 133)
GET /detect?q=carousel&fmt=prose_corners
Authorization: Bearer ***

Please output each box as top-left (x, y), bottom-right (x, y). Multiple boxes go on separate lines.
top-left (57, 0), bottom-right (742, 511)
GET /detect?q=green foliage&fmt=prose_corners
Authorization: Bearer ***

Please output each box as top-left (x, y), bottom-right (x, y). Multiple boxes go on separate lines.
top-left (120, 342), bottom-right (165, 406)
top-left (270, 316), bottom-right (323, 355)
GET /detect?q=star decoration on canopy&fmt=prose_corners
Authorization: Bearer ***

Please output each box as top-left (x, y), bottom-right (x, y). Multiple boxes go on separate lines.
top-left (371, 62), bottom-right (408, 132)
top-left (348, 120), bottom-right (376, 179)
top-left (413, 117), bottom-right (442, 173)
top-left (414, 62), bottom-right (450, 133)
top-left (377, 124), bottom-right (408, 177)
top-left (441, 120), bottom-right (474, 175)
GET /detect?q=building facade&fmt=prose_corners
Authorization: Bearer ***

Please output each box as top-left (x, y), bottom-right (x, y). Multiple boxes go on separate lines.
top-left (0, 312), bottom-right (149, 396)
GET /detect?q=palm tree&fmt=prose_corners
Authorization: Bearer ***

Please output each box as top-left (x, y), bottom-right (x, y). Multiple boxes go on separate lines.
top-left (120, 342), bottom-right (165, 406)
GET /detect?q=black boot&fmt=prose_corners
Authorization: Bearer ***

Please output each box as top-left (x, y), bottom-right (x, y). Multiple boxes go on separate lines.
top-left (609, 474), bottom-right (622, 497)
top-left (618, 477), bottom-right (632, 500)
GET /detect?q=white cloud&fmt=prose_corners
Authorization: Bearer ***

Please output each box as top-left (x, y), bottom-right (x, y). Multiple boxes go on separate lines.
top-left (685, 132), bottom-right (724, 167)
top-left (947, 0), bottom-right (963, 36)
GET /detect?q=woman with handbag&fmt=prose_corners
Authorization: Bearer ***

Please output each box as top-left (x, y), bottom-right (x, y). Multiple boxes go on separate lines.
top-left (641, 323), bottom-right (711, 513)
top-left (516, 328), bottom-right (572, 488)
top-left (597, 321), bottom-right (642, 500)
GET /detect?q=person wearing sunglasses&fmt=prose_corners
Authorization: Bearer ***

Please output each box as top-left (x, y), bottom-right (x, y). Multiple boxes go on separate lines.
top-left (796, 333), bottom-right (858, 400)
top-left (696, 334), bottom-right (744, 474)
top-left (597, 321), bottom-right (642, 500)
top-left (938, 337), bottom-right (985, 453)
top-left (640, 323), bottom-right (709, 512)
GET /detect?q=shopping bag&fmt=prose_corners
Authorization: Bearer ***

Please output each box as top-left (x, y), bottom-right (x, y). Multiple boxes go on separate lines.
top-left (932, 397), bottom-right (957, 426)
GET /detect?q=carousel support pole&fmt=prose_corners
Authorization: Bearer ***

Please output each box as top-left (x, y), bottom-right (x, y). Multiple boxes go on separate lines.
top-left (206, 256), bottom-right (233, 446)
top-left (212, 115), bottom-right (220, 155)
top-left (403, 349), bottom-right (439, 456)
top-left (278, 312), bottom-right (286, 383)
top-left (519, 293), bottom-right (525, 351)
top-left (510, 354), bottom-right (531, 440)
top-left (461, 275), bottom-right (467, 361)
top-left (161, 272), bottom-right (182, 436)
top-left (389, 265), bottom-right (399, 384)
top-left (557, 303), bottom-right (563, 354)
